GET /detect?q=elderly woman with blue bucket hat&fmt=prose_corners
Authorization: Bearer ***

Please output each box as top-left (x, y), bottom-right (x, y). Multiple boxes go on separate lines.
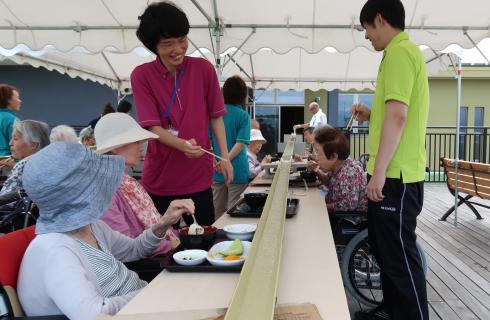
top-left (17, 142), bottom-right (194, 319)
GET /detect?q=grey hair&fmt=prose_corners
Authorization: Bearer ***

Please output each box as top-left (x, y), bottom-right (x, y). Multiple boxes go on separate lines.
top-left (79, 126), bottom-right (94, 143)
top-left (50, 125), bottom-right (78, 143)
top-left (13, 120), bottom-right (50, 152)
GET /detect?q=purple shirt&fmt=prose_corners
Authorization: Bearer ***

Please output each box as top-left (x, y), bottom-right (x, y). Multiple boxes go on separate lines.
top-left (131, 57), bottom-right (226, 196)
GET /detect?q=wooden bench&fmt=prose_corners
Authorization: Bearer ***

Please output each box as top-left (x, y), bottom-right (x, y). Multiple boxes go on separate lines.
top-left (440, 157), bottom-right (488, 221)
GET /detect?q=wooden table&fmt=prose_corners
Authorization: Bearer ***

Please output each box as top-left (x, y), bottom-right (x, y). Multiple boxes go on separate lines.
top-left (118, 186), bottom-right (349, 319)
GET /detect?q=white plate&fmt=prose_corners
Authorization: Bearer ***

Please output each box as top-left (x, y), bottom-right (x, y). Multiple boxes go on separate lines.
top-left (223, 224), bottom-right (257, 240)
top-left (173, 249), bottom-right (207, 266)
top-left (206, 241), bottom-right (252, 267)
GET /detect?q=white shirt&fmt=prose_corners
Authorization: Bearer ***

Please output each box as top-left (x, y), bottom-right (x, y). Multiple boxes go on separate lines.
top-left (247, 148), bottom-right (262, 179)
top-left (309, 109), bottom-right (328, 128)
top-left (17, 220), bottom-right (161, 320)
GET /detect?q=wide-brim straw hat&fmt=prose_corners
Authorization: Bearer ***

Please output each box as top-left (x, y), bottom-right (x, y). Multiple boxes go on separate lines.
top-left (94, 113), bottom-right (158, 154)
top-left (23, 142), bottom-right (125, 234)
top-left (250, 129), bottom-right (267, 143)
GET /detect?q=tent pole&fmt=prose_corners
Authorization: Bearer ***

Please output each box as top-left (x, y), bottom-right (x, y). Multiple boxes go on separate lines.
top-left (454, 58), bottom-right (462, 227)
top-left (188, 37), bottom-right (211, 62)
top-left (252, 82), bottom-right (256, 119)
top-left (222, 28), bottom-right (256, 68)
top-left (226, 54), bottom-right (253, 82)
top-left (189, 0), bottom-right (214, 24)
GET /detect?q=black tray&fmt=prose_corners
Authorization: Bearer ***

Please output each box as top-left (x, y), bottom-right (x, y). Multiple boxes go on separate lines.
top-left (227, 198), bottom-right (299, 218)
top-left (161, 229), bottom-right (243, 273)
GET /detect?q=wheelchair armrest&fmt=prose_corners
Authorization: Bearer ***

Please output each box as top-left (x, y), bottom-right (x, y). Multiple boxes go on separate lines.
top-left (0, 189), bottom-right (22, 207)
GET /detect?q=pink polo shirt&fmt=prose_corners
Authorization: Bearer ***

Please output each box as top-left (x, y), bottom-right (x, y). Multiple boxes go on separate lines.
top-left (131, 56), bottom-right (226, 196)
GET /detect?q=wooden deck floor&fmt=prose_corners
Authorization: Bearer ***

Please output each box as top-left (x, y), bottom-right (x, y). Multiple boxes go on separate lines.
top-left (346, 183), bottom-right (490, 319)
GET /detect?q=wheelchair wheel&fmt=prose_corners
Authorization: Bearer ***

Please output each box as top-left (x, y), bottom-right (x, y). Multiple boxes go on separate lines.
top-left (340, 228), bottom-right (428, 308)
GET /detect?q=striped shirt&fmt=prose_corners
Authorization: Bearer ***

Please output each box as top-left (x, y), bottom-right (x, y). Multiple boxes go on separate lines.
top-left (76, 239), bottom-right (146, 298)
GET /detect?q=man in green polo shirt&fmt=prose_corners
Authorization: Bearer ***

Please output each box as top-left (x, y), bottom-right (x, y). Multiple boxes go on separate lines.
top-left (352, 1), bottom-right (429, 319)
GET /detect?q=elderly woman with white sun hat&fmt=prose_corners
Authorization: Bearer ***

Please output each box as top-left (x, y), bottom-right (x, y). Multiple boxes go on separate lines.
top-left (94, 112), bottom-right (191, 255)
top-left (17, 142), bottom-right (194, 319)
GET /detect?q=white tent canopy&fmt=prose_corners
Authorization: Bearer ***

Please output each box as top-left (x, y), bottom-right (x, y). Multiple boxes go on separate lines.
top-left (1, 0), bottom-right (490, 55)
top-left (0, 45), bottom-right (455, 91)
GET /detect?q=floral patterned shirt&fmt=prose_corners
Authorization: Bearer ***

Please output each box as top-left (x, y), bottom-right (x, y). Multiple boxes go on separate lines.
top-left (100, 174), bottom-right (179, 256)
top-left (0, 158), bottom-right (28, 195)
top-left (325, 157), bottom-right (368, 212)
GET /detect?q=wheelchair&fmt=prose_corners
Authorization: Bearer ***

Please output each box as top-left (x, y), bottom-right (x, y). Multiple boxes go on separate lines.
top-left (330, 211), bottom-right (428, 308)
top-left (0, 189), bottom-right (36, 235)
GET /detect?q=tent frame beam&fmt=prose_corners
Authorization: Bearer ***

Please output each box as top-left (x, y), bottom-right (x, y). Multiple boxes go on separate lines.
top-left (189, 0), bottom-right (215, 26)
top-left (10, 53), bottom-right (120, 84)
top-left (222, 28), bottom-right (256, 68)
top-left (1, 24), bottom-right (489, 31)
top-left (225, 53), bottom-right (253, 82)
top-left (463, 29), bottom-right (490, 64)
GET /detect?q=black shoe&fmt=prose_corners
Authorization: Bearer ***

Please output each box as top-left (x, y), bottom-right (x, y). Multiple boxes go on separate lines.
top-left (354, 305), bottom-right (390, 320)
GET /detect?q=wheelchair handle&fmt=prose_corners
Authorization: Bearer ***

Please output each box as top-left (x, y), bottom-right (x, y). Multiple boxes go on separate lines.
top-left (0, 189), bottom-right (26, 206)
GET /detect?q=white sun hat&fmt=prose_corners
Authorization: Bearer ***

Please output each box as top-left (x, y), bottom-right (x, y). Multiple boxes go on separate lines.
top-left (94, 112), bottom-right (158, 154)
top-left (250, 129), bottom-right (266, 143)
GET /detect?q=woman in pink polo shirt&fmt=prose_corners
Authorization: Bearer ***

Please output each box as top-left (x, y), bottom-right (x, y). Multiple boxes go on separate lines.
top-left (131, 2), bottom-right (232, 226)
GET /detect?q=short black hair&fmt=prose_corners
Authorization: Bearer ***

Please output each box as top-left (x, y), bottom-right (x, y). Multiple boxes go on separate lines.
top-left (360, 0), bottom-right (405, 31)
top-left (314, 127), bottom-right (350, 160)
top-left (117, 100), bottom-right (132, 113)
top-left (223, 76), bottom-right (248, 106)
top-left (136, 1), bottom-right (190, 54)
top-left (101, 102), bottom-right (115, 116)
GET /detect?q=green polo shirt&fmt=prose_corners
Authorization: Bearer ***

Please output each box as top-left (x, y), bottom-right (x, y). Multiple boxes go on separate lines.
top-left (0, 109), bottom-right (18, 156)
top-left (366, 32), bottom-right (429, 183)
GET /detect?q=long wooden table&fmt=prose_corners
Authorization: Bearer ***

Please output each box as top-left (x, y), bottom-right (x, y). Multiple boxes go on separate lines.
top-left (117, 186), bottom-right (349, 319)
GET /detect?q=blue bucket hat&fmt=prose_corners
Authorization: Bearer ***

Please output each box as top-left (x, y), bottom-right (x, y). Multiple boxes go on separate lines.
top-left (22, 142), bottom-right (125, 234)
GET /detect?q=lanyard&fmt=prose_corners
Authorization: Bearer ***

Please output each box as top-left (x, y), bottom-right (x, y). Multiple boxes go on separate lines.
top-left (161, 66), bottom-right (185, 126)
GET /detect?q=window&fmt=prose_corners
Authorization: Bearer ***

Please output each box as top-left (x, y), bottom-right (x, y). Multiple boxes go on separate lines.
top-left (255, 106), bottom-right (279, 157)
top-left (276, 90), bottom-right (304, 105)
top-left (254, 89), bottom-right (274, 104)
top-left (336, 92), bottom-right (374, 128)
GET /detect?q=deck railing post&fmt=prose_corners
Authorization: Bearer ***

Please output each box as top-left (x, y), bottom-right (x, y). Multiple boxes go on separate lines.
top-left (482, 128), bottom-right (488, 164)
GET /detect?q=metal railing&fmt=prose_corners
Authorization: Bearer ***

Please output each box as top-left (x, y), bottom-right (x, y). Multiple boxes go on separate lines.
top-left (348, 126), bottom-right (490, 183)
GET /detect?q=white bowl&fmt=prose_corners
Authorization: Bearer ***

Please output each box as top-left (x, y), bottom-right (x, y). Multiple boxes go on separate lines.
top-left (223, 224), bottom-right (257, 240)
top-left (206, 240), bottom-right (252, 267)
top-left (173, 249), bottom-right (207, 266)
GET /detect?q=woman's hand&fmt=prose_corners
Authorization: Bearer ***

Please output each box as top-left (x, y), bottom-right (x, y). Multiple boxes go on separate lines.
top-left (0, 157), bottom-right (15, 170)
top-left (351, 103), bottom-right (371, 122)
top-left (220, 160), bottom-right (233, 186)
top-left (259, 155), bottom-right (272, 168)
top-left (307, 160), bottom-right (319, 172)
top-left (181, 139), bottom-right (204, 158)
top-left (213, 160), bottom-right (222, 172)
top-left (152, 199), bottom-right (195, 237)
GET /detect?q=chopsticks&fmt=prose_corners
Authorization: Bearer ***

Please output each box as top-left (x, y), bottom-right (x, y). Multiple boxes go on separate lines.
top-left (346, 111), bottom-right (359, 131)
top-left (185, 141), bottom-right (228, 162)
